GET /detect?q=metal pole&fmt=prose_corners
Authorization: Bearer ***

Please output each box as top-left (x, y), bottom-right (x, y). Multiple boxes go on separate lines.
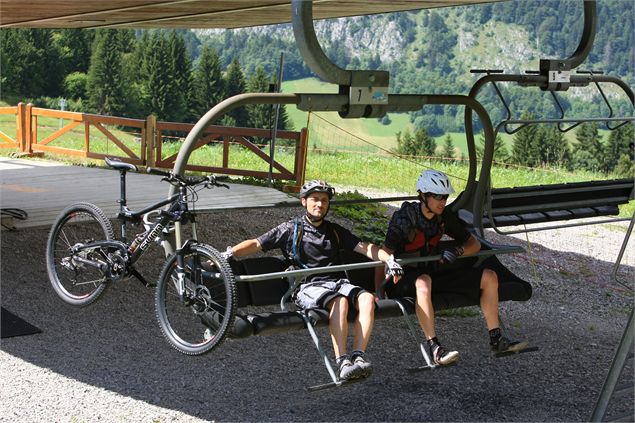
top-left (611, 211), bottom-right (635, 285)
top-left (268, 52), bottom-right (285, 187)
top-left (59, 98), bottom-right (66, 129)
top-left (233, 247), bottom-right (523, 283)
top-left (590, 307), bottom-right (634, 422)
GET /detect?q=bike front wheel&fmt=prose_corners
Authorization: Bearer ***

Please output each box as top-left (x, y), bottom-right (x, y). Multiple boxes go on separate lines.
top-left (46, 202), bottom-right (115, 306)
top-left (155, 243), bottom-right (236, 355)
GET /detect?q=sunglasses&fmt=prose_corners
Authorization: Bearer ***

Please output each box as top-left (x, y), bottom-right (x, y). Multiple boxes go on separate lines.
top-left (427, 193), bottom-right (449, 201)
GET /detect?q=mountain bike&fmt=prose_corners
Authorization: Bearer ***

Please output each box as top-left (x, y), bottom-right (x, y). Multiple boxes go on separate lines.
top-left (46, 157), bottom-right (237, 353)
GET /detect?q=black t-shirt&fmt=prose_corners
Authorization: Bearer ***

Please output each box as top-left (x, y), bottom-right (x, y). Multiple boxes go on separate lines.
top-left (384, 201), bottom-right (470, 268)
top-left (257, 217), bottom-right (361, 282)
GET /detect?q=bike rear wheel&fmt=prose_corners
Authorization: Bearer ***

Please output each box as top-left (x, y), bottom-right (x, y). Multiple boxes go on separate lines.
top-left (155, 243), bottom-right (236, 355)
top-left (46, 202), bottom-right (115, 306)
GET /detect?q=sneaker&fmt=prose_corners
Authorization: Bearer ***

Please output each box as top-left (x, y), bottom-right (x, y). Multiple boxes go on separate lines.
top-left (431, 343), bottom-right (460, 366)
top-left (337, 358), bottom-right (362, 381)
top-left (352, 354), bottom-right (373, 378)
top-left (491, 336), bottom-right (528, 354)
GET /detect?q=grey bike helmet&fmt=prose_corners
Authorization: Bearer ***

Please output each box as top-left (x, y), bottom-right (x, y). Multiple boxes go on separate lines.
top-left (416, 170), bottom-right (455, 195)
top-left (299, 180), bottom-right (335, 199)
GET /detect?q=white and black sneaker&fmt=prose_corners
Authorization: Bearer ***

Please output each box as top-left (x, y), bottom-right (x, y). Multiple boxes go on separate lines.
top-left (430, 343), bottom-right (460, 366)
top-left (352, 352), bottom-right (373, 378)
top-left (337, 357), bottom-right (361, 381)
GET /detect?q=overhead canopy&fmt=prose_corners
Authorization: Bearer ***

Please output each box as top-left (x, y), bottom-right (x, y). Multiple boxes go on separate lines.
top-left (0, 0), bottom-right (504, 29)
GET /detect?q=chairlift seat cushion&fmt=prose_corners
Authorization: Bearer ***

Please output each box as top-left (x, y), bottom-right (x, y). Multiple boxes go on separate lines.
top-left (228, 248), bottom-right (531, 338)
top-left (240, 257), bottom-right (290, 306)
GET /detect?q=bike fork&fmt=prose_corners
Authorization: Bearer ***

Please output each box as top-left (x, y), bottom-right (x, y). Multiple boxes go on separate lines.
top-left (175, 251), bottom-right (187, 301)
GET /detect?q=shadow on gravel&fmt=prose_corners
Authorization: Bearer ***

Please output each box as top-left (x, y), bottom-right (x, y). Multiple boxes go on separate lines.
top-left (1, 225), bottom-right (633, 422)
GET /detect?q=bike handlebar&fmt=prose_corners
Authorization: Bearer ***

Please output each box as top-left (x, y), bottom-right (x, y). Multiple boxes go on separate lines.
top-left (146, 167), bottom-right (229, 189)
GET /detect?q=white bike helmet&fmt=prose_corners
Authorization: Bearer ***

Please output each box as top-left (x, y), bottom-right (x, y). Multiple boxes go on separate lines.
top-left (416, 170), bottom-right (455, 195)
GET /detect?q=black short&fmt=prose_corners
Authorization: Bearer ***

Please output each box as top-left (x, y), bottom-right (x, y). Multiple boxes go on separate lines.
top-left (386, 266), bottom-right (484, 300)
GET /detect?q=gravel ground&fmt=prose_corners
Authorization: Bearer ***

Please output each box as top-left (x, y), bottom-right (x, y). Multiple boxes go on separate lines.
top-left (1, 204), bottom-right (633, 423)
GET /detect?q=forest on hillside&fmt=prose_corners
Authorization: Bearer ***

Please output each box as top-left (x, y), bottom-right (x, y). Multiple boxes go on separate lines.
top-left (0, 0), bottom-right (632, 175)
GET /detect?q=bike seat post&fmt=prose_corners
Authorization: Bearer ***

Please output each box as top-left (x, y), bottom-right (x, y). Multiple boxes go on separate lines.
top-left (118, 169), bottom-right (128, 212)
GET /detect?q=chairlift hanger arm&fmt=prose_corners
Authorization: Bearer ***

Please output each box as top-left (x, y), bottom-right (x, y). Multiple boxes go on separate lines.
top-left (292, 0), bottom-right (389, 119)
top-left (539, 0), bottom-right (596, 91)
top-left (292, 0), bottom-right (349, 87)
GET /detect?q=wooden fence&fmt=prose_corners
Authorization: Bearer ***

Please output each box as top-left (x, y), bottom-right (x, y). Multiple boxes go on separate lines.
top-left (0, 103), bottom-right (308, 189)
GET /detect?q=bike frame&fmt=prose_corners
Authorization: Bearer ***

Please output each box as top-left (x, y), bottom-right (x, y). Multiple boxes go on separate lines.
top-left (72, 171), bottom-right (198, 276)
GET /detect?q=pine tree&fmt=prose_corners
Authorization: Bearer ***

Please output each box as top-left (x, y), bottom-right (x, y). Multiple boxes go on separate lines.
top-left (223, 58), bottom-right (249, 127)
top-left (605, 123), bottom-right (634, 172)
top-left (55, 29), bottom-right (94, 74)
top-left (275, 101), bottom-right (290, 131)
top-left (121, 31), bottom-right (150, 118)
top-left (142, 32), bottom-right (175, 120)
top-left (397, 129), bottom-right (416, 156)
top-left (1, 29), bottom-right (63, 98)
top-left (87, 30), bottom-right (126, 116)
top-left (192, 44), bottom-right (224, 118)
top-left (247, 66), bottom-right (272, 129)
top-left (168, 30), bottom-right (193, 122)
top-left (614, 151), bottom-right (634, 178)
top-left (1, 30), bottom-right (35, 96)
top-left (117, 29), bottom-right (136, 53)
top-left (573, 122), bottom-right (604, 172)
top-left (442, 133), bottom-right (456, 161)
top-left (137, 31), bottom-right (193, 122)
top-left (477, 133), bottom-right (508, 163)
top-left (529, 125), bottom-right (550, 166)
top-left (511, 112), bottom-right (540, 166)
top-left (415, 127), bottom-right (436, 157)
top-left (542, 125), bottom-right (571, 169)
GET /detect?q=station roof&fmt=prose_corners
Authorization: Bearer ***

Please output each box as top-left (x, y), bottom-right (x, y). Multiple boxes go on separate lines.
top-left (0, 0), bottom-right (503, 29)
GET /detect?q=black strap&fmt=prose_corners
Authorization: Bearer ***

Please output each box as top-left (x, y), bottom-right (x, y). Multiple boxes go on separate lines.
top-left (291, 217), bottom-right (307, 268)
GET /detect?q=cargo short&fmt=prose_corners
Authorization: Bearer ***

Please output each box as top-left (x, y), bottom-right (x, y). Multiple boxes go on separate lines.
top-left (294, 279), bottom-right (365, 310)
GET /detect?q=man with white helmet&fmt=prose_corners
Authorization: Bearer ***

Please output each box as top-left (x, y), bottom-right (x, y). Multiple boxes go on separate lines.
top-left (379, 170), bottom-right (527, 365)
top-left (223, 180), bottom-right (403, 381)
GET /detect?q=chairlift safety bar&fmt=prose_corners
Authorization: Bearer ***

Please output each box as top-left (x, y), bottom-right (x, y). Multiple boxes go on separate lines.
top-left (230, 247), bottom-right (524, 283)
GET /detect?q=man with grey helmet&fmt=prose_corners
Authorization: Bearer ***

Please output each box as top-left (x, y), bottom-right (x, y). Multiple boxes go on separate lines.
top-left (378, 170), bottom-right (527, 365)
top-left (223, 180), bottom-right (403, 381)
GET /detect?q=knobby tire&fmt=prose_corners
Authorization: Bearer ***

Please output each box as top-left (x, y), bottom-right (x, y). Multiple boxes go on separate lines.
top-left (155, 243), bottom-right (236, 355)
top-left (46, 202), bottom-right (115, 307)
